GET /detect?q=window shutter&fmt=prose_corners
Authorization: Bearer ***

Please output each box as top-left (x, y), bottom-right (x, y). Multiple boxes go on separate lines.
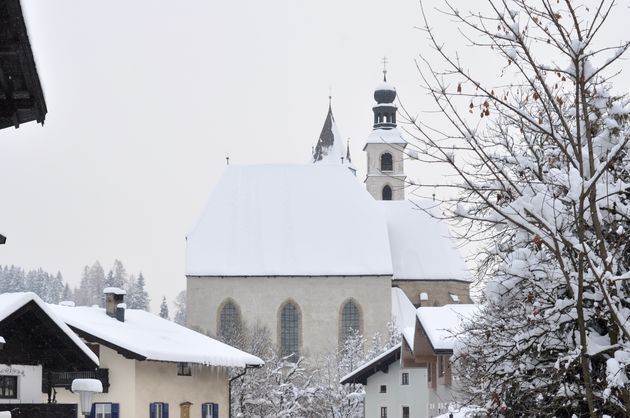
top-left (89, 404), bottom-right (96, 418)
top-left (150, 402), bottom-right (156, 418)
top-left (212, 403), bottom-right (219, 418)
top-left (201, 404), bottom-right (206, 418)
top-left (163, 403), bottom-right (169, 418)
top-left (111, 403), bottom-right (120, 418)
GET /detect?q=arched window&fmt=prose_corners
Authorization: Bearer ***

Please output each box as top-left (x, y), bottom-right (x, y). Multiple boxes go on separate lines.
top-left (340, 300), bottom-right (362, 344)
top-left (382, 185), bottom-right (393, 201)
top-left (280, 302), bottom-right (300, 360)
top-left (218, 300), bottom-right (241, 343)
top-left (380, 153), bottom-right (393, 171)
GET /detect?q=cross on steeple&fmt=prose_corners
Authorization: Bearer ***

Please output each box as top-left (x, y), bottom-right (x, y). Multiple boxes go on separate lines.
top-left (381, 56), bottom-right (389, 81)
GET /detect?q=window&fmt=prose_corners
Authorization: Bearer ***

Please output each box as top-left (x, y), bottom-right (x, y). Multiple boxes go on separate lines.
top-left (402, 406), bottom-right (410, 418)
top-left (202, 403), bottom-right (219, 418)
top-left (379, 385), bottom-right (387, 393)
top-left (340, 300), bottom-right (361, 343)
top-left (0, 376), bottom-right (17, 399)
top-left (380, 406), bottom-right (387, 418)
top-left (380, 153), bottom-right (393, 171)
top-left (218, 300), bottom-right (241, 341)
top-left (280, 302), bottom-right (300, 360)
top-left (401, 372), bottom-right (409, 385)
top-left (150, 402), bottom-right (169, 418)
top-left (382, 185), bottom-right (392, 201)
top-left (91, 403), bottom-right (119, 418)
top-left (177, 362), bottom-right (191, 376)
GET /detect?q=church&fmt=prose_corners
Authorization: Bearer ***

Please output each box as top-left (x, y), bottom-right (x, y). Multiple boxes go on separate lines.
top-left (185, 72), bottom-right (472, 359)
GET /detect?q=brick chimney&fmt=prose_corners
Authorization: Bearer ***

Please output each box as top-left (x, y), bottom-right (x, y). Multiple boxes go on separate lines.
top-left (103, 287), bottom-right (126, 320)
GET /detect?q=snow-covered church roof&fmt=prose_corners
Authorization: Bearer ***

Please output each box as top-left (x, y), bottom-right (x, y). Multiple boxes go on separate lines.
top-left (48, 304), bottom-right (263, 368)
top-left (187, 164), bottom-right (393, 276)
top-left (378, 200), bottom-right (470, 281)
top-left (187, 166), bottom-right (469, 280)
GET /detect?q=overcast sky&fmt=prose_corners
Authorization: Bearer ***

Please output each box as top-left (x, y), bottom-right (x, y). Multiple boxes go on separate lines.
top-left (1, 1), bottom-right (629, 311)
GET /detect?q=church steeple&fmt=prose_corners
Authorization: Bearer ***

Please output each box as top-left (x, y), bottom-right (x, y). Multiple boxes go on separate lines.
top-left (364, 66), bottom-right (407, 200)
top-left (312, 99), bottom-right (356, 175)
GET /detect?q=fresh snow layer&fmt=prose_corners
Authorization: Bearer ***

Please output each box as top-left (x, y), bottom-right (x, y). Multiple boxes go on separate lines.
top-left (0, 336), bottom-right (4, 344)
top-left (0, 412), bottom-right (10, 418)
top-left (340, 343), bottom-right (401, 383)
top-left (71, 378), bottom-right (103, 393)
top-left (378, 200), bottom-right (470, 281)
top-left (365, 127), bottom-right (407, 145)
top-left (0, 292), bottom-right (99, 366)
top-left (416, 304), bottom-right (478, 351)
top-left (49, 304), bottom-right (263, 368)
top-left (391, 288), bottom-right (417, 347)
top-left (186, 164), bottom-right (393, 276)
top-left (102, 287), bottom-right (126, 295)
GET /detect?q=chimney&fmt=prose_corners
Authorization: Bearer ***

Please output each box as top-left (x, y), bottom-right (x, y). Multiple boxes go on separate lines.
top-left (103, 287), bottom-right (126, 320)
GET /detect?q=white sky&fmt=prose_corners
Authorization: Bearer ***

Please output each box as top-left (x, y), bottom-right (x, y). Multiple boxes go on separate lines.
top-left (1, 0), bottom-right (629, 311)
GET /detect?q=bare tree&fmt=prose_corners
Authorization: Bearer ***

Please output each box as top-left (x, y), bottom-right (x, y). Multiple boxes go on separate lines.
top-left (406, 1), bottom-right (630, 416)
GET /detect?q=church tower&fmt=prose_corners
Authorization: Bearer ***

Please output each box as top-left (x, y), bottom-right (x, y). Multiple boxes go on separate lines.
top-left (364, 70), bottom-right (407, 200)
top-left (312, 100), bottom-right (356, 175)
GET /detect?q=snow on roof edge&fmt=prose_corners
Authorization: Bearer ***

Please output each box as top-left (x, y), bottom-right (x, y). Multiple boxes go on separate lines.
top-left (340, 343), bottom-right (401, 384)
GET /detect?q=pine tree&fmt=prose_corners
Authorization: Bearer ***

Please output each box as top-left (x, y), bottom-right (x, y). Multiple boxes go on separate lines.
top-left (105, 259), bottom-right (127, 289)
top-left (61, 283), bottom-right (73, 302)
top-left (88, 261), bottom-right (105, 307)
top-left (173, 290), bottom-right (187, 325)
top-left (75, 265), bottom-right (91, 306)
top-left (127, 272), bottom-right (149, 310)
top-left (159, 297), bottom-right (169, 319)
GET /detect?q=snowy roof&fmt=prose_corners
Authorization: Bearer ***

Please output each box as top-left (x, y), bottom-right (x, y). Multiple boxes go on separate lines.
top-left (365, 127), bottom-right (407, 145)
top-left (48, 304), bottom-right (263, 368)
top-left (312, 105), bottom-right (356, 171)
top-left (340, 343), bottom-right (402, 385)
top-left (0, 292), bottom-right (99, 366)
top-left (378, 200), bottom-right (471, 282)
top-left (391, 288), bottom-right (417, 347)
top-left (416, 304), bottom-right (478, 352)
top-left (375, 81), bottom-right (396, 92)
top-left (186, 164), bottom-right (393, 276)
top-left (103, 287), bottom-right (126, 295)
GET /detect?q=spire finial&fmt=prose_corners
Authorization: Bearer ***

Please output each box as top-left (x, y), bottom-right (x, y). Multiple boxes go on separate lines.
top-left (226, 154), bottom-right (230, 165)
top-left (328, 86), bottom-right (333, 109)
top-left (381, 56), bottom-right (388, 81)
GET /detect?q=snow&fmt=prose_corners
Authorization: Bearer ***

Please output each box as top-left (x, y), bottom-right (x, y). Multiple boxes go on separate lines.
top-left (435, 406), bottom-right (482, 418)
top-left (103, 287), bottom-right (126, 295)
top-left (0, 292), bottom-right (99, 366)
top-left (49, 303), bottom-right (263, 368)
top-left (186, 164), bottom-right (393, 276)
top-left (0, 336), bottom-right (4, 344)
top-left (378, 200), bottom-right (471, 281)
top-left (340, 343), bottom-right (401, 383)
top-left (376, 82), bottom-right (396, 92)
top-left (391, 288), bottom-right (417, 347)
top-left (71, 378), bottom-right (103, 393)
top-left (365, 127), bottom-right (407, 145)
top-left (416, 304), bottom-right (478, 351)
top-left (0, 412), bottom-right (10, 418)
top-left (59, 301), bottom-right (75, 307)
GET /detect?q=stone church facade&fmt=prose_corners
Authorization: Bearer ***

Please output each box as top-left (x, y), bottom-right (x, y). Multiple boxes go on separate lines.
top-left (185, 72), bottom-right (471, 359)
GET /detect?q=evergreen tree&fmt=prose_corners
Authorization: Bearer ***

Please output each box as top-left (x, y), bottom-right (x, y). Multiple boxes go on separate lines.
top-left (88, 261), bottom-right (105, 306)
top-left (0, 265), bottom-right (24, 293)
top-left (75, 265), bottom-right (91, 306)
top-left (173, 290), bottom-right (187, 325)
top-left (61, 282), bottom-right (73, 302)
top-left (127, 272), bottom-right (149, 310)
top-left (159, 296), bottom-right (169, 319)
top-left (105, 259), bottom-right (127, 289)
top-left (47, 272), bottom-right (65, 304)
top-left (24, 268), bottom-right (47, 299)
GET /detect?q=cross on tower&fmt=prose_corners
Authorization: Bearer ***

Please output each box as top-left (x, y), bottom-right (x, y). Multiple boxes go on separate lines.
top-left (381, 56), bottom-right (389, 81)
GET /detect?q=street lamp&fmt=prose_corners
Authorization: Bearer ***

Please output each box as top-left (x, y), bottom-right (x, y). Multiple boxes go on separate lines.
top-left (71, 378), bottom-right (103, 417)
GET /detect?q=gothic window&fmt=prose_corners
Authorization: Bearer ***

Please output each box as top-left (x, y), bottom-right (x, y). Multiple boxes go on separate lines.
top-left (280, 302), bottom-right (300, 360)
top-left (218, 300), bottom-right (241, 342)
top-left (340, 300), bottom-right (361, 343)
top-left (382, 185), bottom-right (392, 201)
top-left (380, 153), bottom-right (393, 171)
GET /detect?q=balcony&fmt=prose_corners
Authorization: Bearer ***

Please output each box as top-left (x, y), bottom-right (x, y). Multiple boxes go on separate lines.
top-left (42, 368), bottom-right (109, 394)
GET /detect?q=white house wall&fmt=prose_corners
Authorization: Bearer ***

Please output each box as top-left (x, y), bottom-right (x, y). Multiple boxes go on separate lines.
top-left (0, 364), bottom-right (41, 403)
top-left (365, 362), bottom-right (428, 418)
top-left (52, 345), bottom-right (229, 418)
top-left (187, 275), bottom-right (391, 358)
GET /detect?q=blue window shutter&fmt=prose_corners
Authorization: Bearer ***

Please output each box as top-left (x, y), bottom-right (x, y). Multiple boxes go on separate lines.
top-left (89, 404), bottom-right (96, 418)
top-left (150, 402), bottom-right (156, 418)
top-left (111, 403), bottom-right (120, 418)
top-left (201, 404), bottom-right (206, 418)
top-left (212, 403), bottom-right (218, 418)
top-left (163, 403), bottom-right (169, 418)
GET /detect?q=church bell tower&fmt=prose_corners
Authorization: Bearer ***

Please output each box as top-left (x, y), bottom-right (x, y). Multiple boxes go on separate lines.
top-left (364, 67), bottom-right (407, 200)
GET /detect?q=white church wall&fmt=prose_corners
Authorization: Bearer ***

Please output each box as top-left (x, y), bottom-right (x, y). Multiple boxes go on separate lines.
top-left (187, 275), bottom-right (392, 358)
top-left (364, 362), bottom-right (428, 418)
top-left (365, 142), bottom-right (406, 201)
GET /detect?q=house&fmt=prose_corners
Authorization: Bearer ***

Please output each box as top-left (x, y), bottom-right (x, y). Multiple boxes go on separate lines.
top-left (49, 288), bottom-right (263, 418)
top-left (186, 73), bottom-right (472, 360)
top-left (0, 292), bottom-right (99, 418)
top-left (343, 289), bottom-right (477, 418)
